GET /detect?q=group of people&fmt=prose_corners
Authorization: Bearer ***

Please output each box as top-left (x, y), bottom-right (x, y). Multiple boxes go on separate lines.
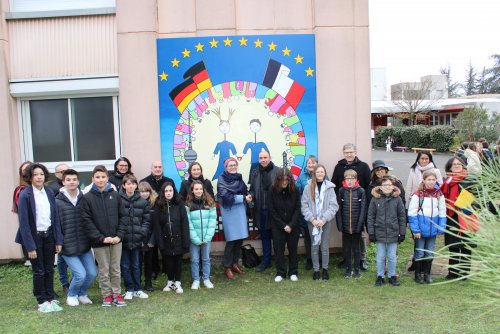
top-left (12, 140), bottom-right (488, 313)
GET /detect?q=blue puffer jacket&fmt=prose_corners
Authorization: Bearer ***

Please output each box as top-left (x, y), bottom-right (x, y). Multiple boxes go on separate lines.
top-left (408, 190), bottom-right (447, 237)
top-left (185, 199), bottom-right (217, 245)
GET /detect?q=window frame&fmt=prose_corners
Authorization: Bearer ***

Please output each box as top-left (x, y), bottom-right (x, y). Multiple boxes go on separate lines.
top-left (19, 94), bottom-right (121, 172)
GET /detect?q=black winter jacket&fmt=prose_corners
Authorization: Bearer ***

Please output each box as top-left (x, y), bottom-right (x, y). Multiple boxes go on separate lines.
top-left (56, 191), bottom-right (90, 256)
top-left (179, 178), bottom-right (215, 202)
top-left (249, 162), bottom-right (279, 230)
top-left (140, 174), bottom-right (176, 194)
top-left (267, 186), bottom-right (301, 230)
top-left (120, 191), bottom-right (151, 250)
top-left (366, 178), bottom-right (406, 208)
top-left (331, 157), bottom-right (371, 193)
top-left (152, 201), bottom-right (189, 255)
top-left (81, 186), bottom-right (127, 248)
top-left (336, 185), bottom-right (367, 234)
top-left (367, 186), bottom-right (406, 243)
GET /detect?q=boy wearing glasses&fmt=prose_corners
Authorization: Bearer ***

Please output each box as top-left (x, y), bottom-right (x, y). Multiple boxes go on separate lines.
top-left (336, 170), bottom-right (366, 279)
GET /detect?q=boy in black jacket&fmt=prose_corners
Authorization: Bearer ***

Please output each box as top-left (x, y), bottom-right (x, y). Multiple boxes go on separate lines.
top-left (81, 165), bottom-right (127, 307)
top-left (336, 169), bottom-right (366, 279)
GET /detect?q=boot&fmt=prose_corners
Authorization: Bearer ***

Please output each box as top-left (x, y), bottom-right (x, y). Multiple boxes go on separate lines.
top-left (231, 263), bottom-right (245, 275)
top-left (424, 259), bottom-right (433, 284)
top-left (224, 267), bottom-right (235, 280)
top-left (415, 261), bottom-right (425, 284)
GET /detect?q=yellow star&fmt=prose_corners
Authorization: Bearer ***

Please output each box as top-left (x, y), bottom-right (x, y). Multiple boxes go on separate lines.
top-left (282, 47), bottom-right (291, 56)
top-left (254, 38), bottom-right (263, 48)
top-left (294, 54), bottom-right (304, 64)
top-left (268, 42), bottom-right (277, 51)
top-left (171, 58), bottom-right (180, 67)
top-left (195, 42), bottom-right (204, 52)
top-left (181, 48), bottom-right (191, 58)
top-left (159, 71), bottom-right (168, 81)
top-left (305, 67), bottom-right (315, 77)
top-left (209, 38), bottom-right (219, 48)
top-left (238, 37), bottom-right (248, 46)
top-left (223, 37), bottom-right (233, 46)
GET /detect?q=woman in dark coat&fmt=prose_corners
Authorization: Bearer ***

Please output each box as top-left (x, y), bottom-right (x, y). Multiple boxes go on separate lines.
top-left (108, 157), bottom-right (134, 190)
top-left (268, 169), bottom-right (301, 282)
top-left (179, 162), bottom-right (214, 201)
top-left (152, 182), bottom-right (189, 293)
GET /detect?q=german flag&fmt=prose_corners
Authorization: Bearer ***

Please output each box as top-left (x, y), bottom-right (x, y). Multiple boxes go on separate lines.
top-left (169, 78), bottom-right (199, 113)
top-left (183, 61), bottom-right (212, 92)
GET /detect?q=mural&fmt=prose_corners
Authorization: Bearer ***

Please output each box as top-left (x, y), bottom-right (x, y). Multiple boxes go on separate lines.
top-left (156, 34), bottom-right (318, 192)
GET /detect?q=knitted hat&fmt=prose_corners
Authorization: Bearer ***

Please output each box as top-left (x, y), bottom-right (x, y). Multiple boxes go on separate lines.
top-left (224, 157), bottom-right (238, 169)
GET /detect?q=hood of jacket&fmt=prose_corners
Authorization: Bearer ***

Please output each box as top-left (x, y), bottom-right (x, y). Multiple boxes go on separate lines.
top-left (371, 185), bottom-right (401, 198)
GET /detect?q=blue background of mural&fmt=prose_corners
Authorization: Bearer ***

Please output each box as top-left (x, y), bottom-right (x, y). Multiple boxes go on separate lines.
top-left (157, 34), bottom-right (317, 188)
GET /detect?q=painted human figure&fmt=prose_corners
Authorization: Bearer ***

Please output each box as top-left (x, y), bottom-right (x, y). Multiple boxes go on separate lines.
top-left (212, 108), bottom-right (237, 180)
top-left (243, 119), bottom-right (270, 181)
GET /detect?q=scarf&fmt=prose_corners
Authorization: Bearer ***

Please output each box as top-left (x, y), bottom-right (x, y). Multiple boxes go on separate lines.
top-left (259, 161), bottom-right (275, 192)
top-left (218, 171), bottom-right (248, 208)
top-left (414, 162), bottom-right (436, 184)
top-left (441, 171), bottom-right (467, 216)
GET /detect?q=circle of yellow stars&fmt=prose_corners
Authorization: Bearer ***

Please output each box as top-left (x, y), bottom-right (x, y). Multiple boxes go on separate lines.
top-left (159, 37), bottom-right (315, 81)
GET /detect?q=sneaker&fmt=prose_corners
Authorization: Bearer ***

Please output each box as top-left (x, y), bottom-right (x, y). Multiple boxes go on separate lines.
top-left (290, 274), bottom-right (298, 282)
top-left (274, 275), bottom-right (283, 282)
top-left (353, 270), bottom-right (361, 279)
top-left (255, 262), bottom-right (271, 273)
top-left (203, 279), bottom-right (214, 289)
top-left (124, 291), bottom-right (133, 300)
top-left (24, 260), bottom-right (32, 267)
top-left (191, 280), bottom-right (200, 290)
top-left (344, 270), bottom-right (352, 279)
top-left (163, 280), bottom-right (175, 292)
top-left (78, 295), bottom-right (93, 305)
top-left (38, 301), bottom-right (52, 313)
top-left (313, 271), bottom-right (320, 280)
top-left (50, 300), bottom-right (63, 312)
top-left (175, 281), bottom-right (183, 294)
top-left (389, 276), bottom-right (401, 286)
top-left (102, 295), bottom-right (113, 307)
top-left (375, 276), bottom-right (385, 287)
top-left (66, 295), bottom-right (79, 306)
top-left (134, 290), bottom-right (149, 299)
top-left (322, 269), bottom-right (329, 281)
top-left (113, 294), bottom-right (127, 307)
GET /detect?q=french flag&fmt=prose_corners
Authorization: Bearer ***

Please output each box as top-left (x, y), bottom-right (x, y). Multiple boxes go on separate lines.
top-left (263, 59), bottom-right (305, 110)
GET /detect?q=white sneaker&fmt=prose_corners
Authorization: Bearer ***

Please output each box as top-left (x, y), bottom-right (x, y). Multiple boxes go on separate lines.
top-left (175, 281), bottom-right (183, 294)
top-left (24, 260), bottom-right (31, 267)
top-left (78, 295), bottom-right (93, 305)
top-left (66, 295), bottom-right (79, 306)
top-left (124, 291), bottom-right (134, 300)
top-left (134, 290), bottom-right (149, 299)
top-left (191, 280), bottom-right (200, 290)
top-left (50, 300), bottom-right (63, 312)
top-left (290, 275), bottom-right (298, 282)
top-left (274, 275), bottom-right (283, 282)
top-left (163, 280), bottom-right (175, 292)
top-left (203, 279), bottom-right (214, 289)
top-left (38, 301), bottom-right (52, 313)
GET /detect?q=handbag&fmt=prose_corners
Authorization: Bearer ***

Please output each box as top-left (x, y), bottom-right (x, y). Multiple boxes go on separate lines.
top-left (241, 244), bottom-right (261, 268)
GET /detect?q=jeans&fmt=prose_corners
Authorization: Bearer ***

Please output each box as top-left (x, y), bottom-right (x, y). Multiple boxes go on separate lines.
top-left (121, 248), bottom-right (142, 292)
top-left (57, 254), bottom-right (69, 287)
top-left (414, 236), bottom-right (436, 260)
top-left (31, 231), bottom-right (56, 304)
top-left (62, 250), bottom-right (97, 297)
top-left (190, 242), bottom-right (211, 281)
top-left (223, 239), bottom-right (243, 268)
top-left (259, 210), bottom-right (273, 265)
top-left (272, 227), bottom-right (300, 277)
top-left (309, 221), bottom-right (332, 271)
top-left (376, 242), bottom-right (397, 278)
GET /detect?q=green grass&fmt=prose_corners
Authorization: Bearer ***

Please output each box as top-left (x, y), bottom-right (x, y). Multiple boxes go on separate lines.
top-left (1, 238), bottom-right (498, 334)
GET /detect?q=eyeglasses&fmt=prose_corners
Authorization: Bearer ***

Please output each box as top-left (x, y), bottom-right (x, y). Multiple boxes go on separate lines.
top-left (381, 184), bottom-right (393, 187)
top-left (227, 164), bottom-right (237, 168)
top-left (345, 177), bottom-right (356, 180)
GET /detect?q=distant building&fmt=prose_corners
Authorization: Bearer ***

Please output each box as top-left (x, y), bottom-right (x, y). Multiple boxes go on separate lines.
top-left (391, 75), bottom-right (448, 101)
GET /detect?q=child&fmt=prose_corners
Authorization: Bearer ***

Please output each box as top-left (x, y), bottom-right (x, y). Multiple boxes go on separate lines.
top-left (185, 180), bottom-right (217, 289)
top-left (336, 169), bottom-right (367, 279)
top-left (152, 182), bottom-right (189, 293)
top-left (120, 175), bottom-right (151, 300)
top-left (81, 165), bottom-right (127, 307)
top-left (56, 169), bottom-right (97, 307)
top-left (16, 163), bottom-right (63, 312)
top-left (408, 170), bottom-right (447, 284)
top-left (367, 176), bottom-right (406, 287)
top-left (138, 181), bottom-right (158, 291)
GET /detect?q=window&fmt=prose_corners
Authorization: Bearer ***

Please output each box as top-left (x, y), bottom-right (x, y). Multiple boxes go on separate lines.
top-left (20, 96), bottom-right (120, 171)
top-left (10, 0), bottom-right (115, 12)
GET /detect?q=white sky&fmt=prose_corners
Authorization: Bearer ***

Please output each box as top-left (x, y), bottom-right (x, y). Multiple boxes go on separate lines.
top-left (369, 0), bottom-right (500, 86)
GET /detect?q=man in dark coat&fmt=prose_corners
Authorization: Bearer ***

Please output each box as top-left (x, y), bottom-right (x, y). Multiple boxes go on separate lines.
top-left (331, 143), bottom-right (371, 271)
top-left (249, 150), bottom-right (279, 272)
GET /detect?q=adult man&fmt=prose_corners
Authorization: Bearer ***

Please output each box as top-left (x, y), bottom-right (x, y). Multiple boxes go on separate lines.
top-left (331, 143), bottom-right (371, 271)
top-left (49, 163), bottom-right (70, 196)
top-left (249, 151), bottom-right (279, 272)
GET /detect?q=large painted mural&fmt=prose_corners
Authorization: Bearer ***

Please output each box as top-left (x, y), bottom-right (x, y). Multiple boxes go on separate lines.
top-left (156, 34), bottom-right (317, 191)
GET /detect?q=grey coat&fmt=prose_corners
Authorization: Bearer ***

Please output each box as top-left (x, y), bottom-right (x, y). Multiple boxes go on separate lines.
top-left (367, 186), bottom-right (406, 243)
top-left (301, 180), bottom-right (339, 225)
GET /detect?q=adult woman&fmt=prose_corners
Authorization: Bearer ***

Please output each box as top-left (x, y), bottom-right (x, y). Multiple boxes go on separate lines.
top-left (12, 161), bottom-right (32, 266)
top-left (268, 169), bottom-right (301, 282)
top-left (179, 162), bottom-right (215, 202)
top-left (301, 164), bottom-right (339, 280)
top-left (366, 160), bottom-right (405, 208)
top-left (440, 157), bottom-right (471, 279)
top-left (405, 151), bottom-right (443, 207)
top-left (295, 155), bottom-right (317, 270)
top-left (108, 157), bottom-right (134, 190)
top-left (217, 157), bottom-right (252, 279)
top-left (463, 142), bottom-right (482, 174)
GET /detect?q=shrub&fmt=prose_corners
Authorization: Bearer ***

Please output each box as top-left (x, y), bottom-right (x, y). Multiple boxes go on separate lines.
top-left (375, 126), bottom-right (456, 152)
top-left (429, 126), bottom-right (457, 152)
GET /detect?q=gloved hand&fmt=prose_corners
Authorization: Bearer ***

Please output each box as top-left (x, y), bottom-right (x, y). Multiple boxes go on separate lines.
top-left (369, 235), bottom-right (376, 242)
top-left (398, 235), bottom-right (405, 244)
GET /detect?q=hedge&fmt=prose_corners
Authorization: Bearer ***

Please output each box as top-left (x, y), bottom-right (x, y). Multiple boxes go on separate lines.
top-left (375, 126), bottom-right (456, 152)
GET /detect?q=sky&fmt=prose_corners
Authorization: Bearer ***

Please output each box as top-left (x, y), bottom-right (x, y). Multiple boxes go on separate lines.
top-left (369, 0), bottom-right (500, 86)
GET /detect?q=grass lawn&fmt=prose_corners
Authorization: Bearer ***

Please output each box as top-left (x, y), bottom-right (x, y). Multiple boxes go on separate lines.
top-left (1, 236), bottom-right (497, 334)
